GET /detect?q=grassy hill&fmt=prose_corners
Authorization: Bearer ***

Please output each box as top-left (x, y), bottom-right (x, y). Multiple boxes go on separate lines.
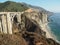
top-left (0, 1), bottom-right (28, 12)
top-left (0, 1), bottom-right (53, 15)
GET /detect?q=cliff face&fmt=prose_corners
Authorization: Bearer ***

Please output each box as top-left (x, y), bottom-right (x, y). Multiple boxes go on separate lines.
top-left (0, 9), bottom-right (60, 45)
top-left (21, 9), bottom-right (60, 45)
top-left (22, 16), bottom-right (60, 45)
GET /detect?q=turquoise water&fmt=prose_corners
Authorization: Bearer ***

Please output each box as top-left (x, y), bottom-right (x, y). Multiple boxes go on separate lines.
top-left (48, 13), bottom-right (60, 42)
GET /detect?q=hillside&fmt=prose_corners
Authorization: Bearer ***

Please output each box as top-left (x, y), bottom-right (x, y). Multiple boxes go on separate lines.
top-left (0, 1), bottom-right (53, 15)
top-left (22, 2), bottom-right (53, 15)
top-left (0, 1), bottom-right (28, 12)
top-left (0, 13), bottom-right (60, 45)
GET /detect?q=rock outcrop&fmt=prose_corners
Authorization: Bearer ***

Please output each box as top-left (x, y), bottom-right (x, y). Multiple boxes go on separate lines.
top-left (0, 9), bottom-right (60, 45)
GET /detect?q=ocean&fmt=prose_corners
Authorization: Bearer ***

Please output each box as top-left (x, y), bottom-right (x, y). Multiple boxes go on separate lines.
top-left (48, 13), bottom-right (60, 43)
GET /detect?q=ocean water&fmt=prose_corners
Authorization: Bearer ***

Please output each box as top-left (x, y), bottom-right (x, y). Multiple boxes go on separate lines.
top-left (48, 13), bottom-right (60, 42)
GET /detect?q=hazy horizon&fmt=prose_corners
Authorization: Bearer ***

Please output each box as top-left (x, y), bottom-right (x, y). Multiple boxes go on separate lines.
top-left (0, 0), bottom-right (60, 13)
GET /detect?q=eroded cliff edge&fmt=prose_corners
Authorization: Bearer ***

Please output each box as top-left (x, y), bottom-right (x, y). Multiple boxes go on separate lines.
top-left (0, 9), bottom-right (60, 45)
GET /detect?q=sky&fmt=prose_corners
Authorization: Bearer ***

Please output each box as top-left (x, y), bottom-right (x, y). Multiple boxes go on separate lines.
top-left (0, 0), bottom-right (60, 13)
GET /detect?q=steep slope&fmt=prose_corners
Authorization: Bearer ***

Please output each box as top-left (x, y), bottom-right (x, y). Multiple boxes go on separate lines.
top-left (0, 34), bottom-right (28, 45)
top-left (23, 17), bottom-right (60, 45)
top-left (0, 15), bottom-right (60, 45)
top-left (0, 1), bottom-right (28, 12)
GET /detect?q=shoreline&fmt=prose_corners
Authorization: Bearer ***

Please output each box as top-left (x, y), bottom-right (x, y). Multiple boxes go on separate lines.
top-left (41, 23), bottom-right (60, 43)
top-left (46, 24), bottom-right (60, 43)
top-left (46, 25), bottom-right (56, 39)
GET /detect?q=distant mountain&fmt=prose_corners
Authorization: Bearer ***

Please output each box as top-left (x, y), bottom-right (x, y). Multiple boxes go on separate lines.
top-left (22, 2), bottom-right (53, 15)
top-left (0, 1), bottom-right (28, 12)
top-left (54, 13), bottom-right (60, 15)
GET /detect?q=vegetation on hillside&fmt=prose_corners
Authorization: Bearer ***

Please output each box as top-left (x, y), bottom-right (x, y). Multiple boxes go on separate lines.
top-left (0, 1), bottom-right (28, 12)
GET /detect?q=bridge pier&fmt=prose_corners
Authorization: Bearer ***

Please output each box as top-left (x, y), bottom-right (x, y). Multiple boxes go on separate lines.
top-left (0, 20), bottom-right (2, 33)
top-left (42, 13), bottom-right (48, 23)
top-left (7, 13), bottom-right (12, 34)
top-left (1, 15), bottom-right (7, 34)
top-left (16, 13), bottom-right (21, 23)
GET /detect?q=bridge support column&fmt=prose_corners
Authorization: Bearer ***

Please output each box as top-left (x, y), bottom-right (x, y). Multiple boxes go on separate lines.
top-left (16, 13), bottom-right (21, 24)
top-left (1, 15), bottom-right (7, 34)
top-left (0, 20), bottom-right (3, 33)
top-left (42, 14), bottom-right (48, 23)
top-left (7, 13), bottom-right (12, 34)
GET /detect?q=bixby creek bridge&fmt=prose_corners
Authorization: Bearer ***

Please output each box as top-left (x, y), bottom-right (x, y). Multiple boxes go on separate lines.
top-left (0, 10), bottom-right (48, 34)
top-left (0, 12), bottom-right (23, 34)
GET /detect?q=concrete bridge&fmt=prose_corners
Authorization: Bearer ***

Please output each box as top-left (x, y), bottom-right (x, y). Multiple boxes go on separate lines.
top-left (0, 11), bottom-right (48, 34)
top-left (0, 12), bottom-right (23, 34)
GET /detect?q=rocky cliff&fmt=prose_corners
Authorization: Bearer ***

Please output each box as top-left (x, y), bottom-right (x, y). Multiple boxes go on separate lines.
top-left (0, 9), bottom-right (60, 45)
